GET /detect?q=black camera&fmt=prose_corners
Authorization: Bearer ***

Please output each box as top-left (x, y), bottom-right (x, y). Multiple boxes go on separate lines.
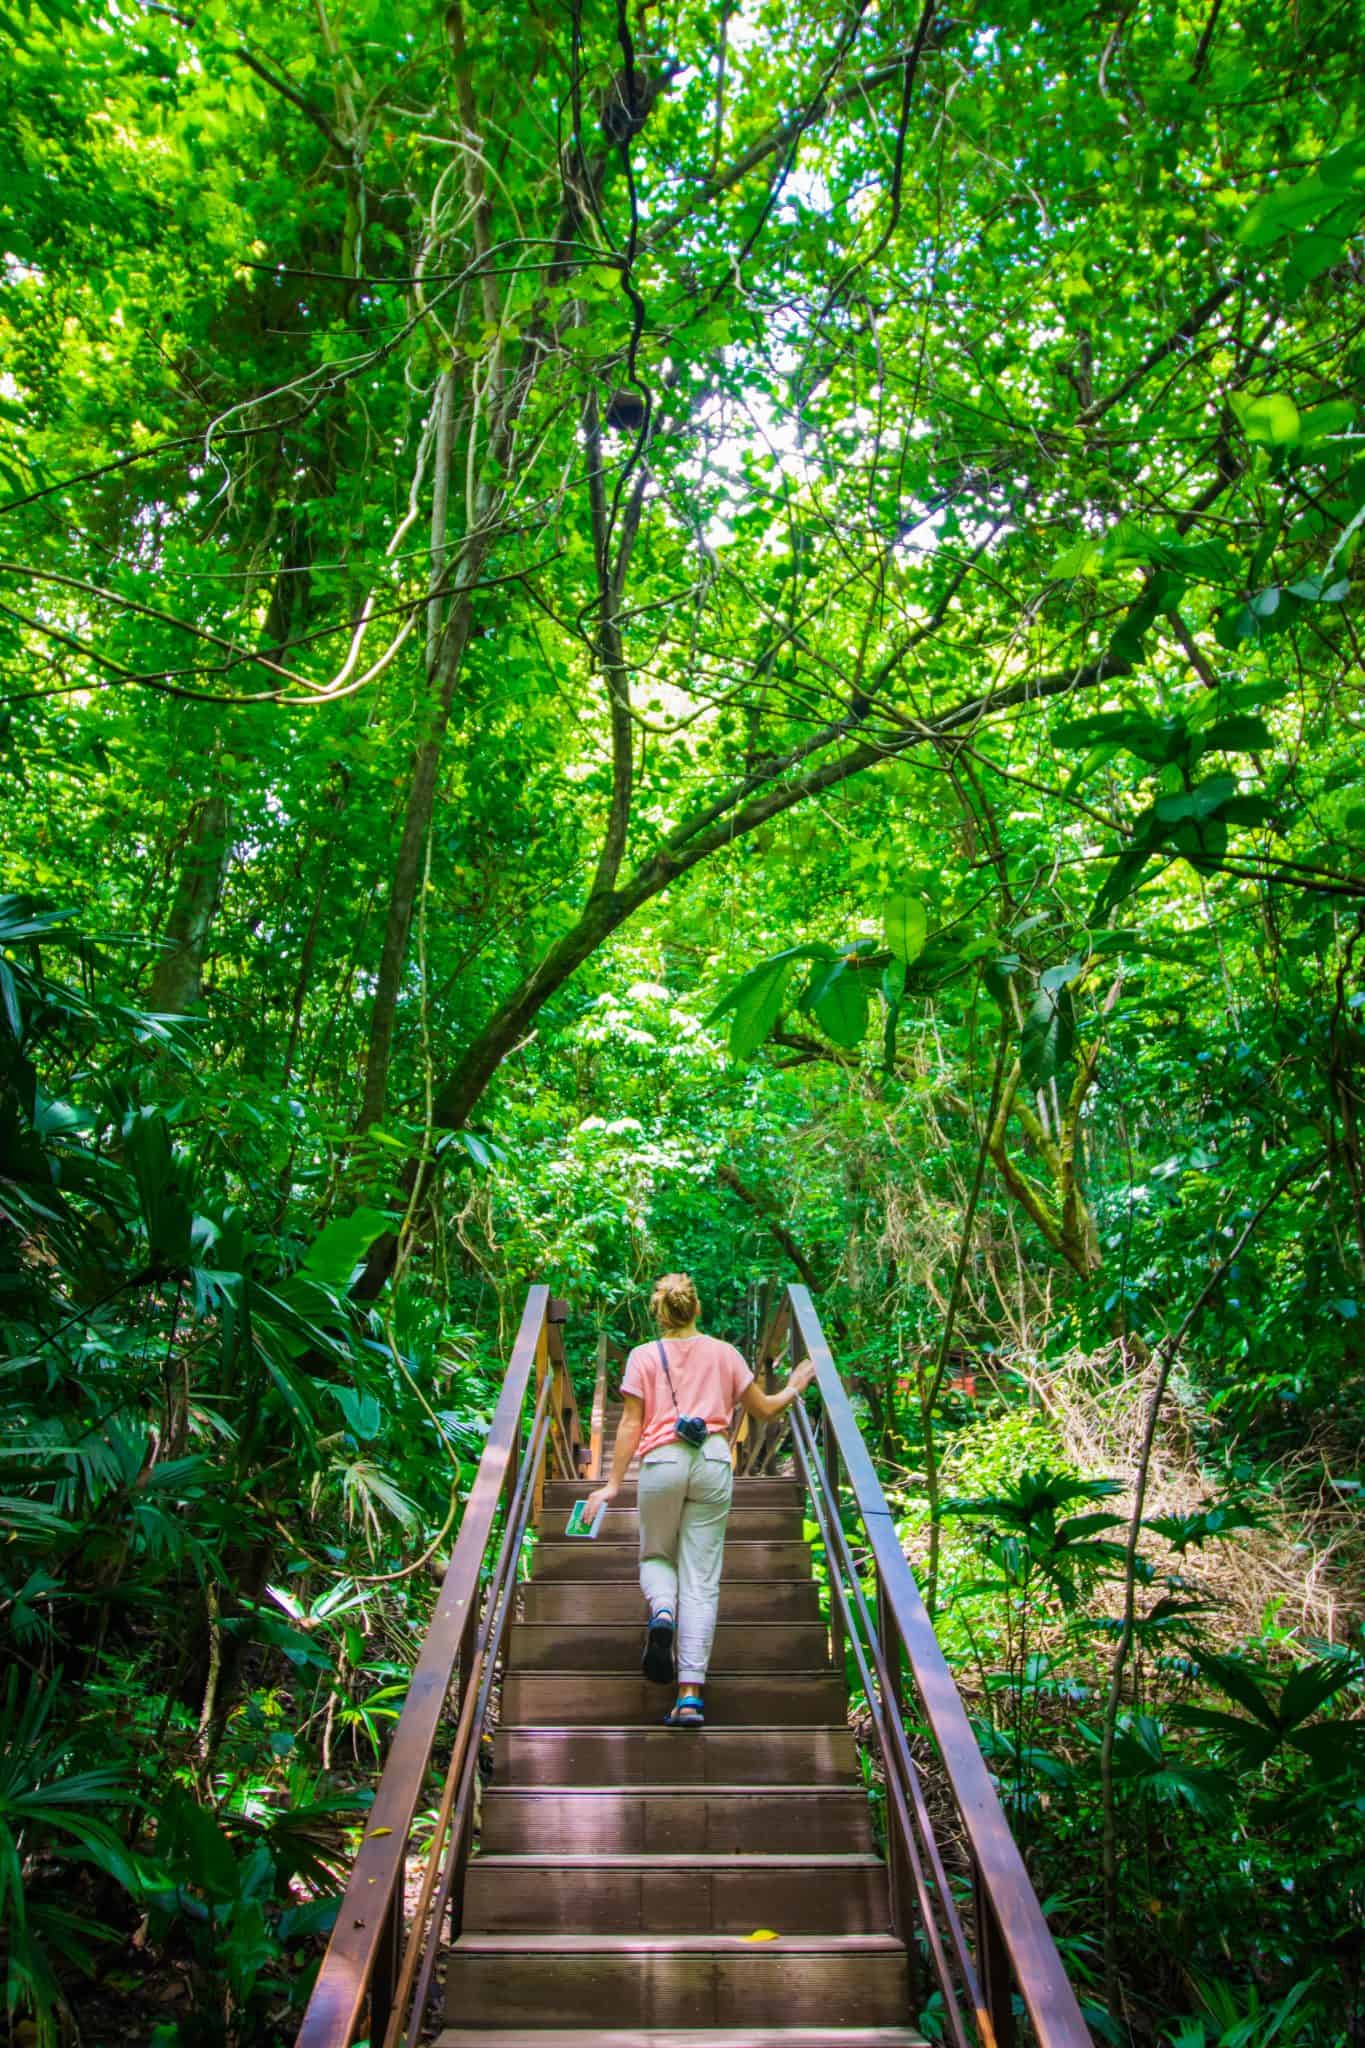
top-left (675, 1413), bottom-right (708, 1447)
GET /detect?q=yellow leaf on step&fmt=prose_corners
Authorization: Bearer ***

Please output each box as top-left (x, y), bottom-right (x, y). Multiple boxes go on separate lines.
top-left (746, 1929), bottom-right (779, 1942)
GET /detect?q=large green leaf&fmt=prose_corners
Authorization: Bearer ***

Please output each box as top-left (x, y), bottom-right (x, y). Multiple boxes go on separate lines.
top-left (729, 955), bottom-right (796, 1059)
top-left (805, 957), bottom-right (871, 1049)
top-left (707, 944), bottom-right (836, 1061)
top-left (297, 1207), bottom-right (395, 1292)
top-left (883, 896), bottom-right (927, 967)
top-left (1231, 391), bottom-right (1300, 448)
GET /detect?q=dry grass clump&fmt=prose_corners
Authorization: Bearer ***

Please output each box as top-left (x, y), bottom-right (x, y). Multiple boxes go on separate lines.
top-left (1018, 1345), bottom-right (1362, 1647)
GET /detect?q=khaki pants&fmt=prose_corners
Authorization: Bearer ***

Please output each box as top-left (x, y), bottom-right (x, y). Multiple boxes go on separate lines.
top-left (636, 1433), bottom-right (733, 1685)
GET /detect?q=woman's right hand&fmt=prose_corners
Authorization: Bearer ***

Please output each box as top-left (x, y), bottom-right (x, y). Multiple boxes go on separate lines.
top-left (789, 1359), bottom-right (817, 1397)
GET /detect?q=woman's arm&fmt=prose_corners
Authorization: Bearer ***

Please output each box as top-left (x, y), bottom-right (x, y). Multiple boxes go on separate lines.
top-left (584, 1393), bottom-right (645, 1518)
top-left (739, 1358), bottom-right (816, 1422)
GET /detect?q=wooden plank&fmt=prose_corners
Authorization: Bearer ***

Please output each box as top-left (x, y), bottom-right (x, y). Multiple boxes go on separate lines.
top-left (542, 1476), bottom-right (804, 1506)
top-left (479, 1784), bottom-right (874, 1853)
top-left (787, 1284), bottom-right (1093, 2048)
top-left (522, 1579), bottom-right (819, 1625)
top-left (295, 1286), bottom-right (549, 2048)
top-left (435, 2030), bottom-right (926, 2048)
top-left (545, 1503), bottom-right (804, 1540)
top-left (493, 1726), bottom-right (859, 1785)
top-left (499, 1671), bottom-right (845, 1726)
top-left (529, 1538), bottom-right (811, 1581)
top-left (506, 1619), bottom-right (830, 1671)
top-left (443, 1933), bottom-right (910, 2029)
top-left (462, 1850), bottom-right (890, 1934)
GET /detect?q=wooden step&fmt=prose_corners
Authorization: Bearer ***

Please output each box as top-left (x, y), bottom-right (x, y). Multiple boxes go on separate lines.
top-left (545, 1478), bottom-right (804, 1508)
top-left (437, 2031), bottom-right (924, 2048)
top-left (507, 1620), bottom-right (830, 1672)
top-left (462, 1852), bottom-right (891, 1933)
top-left (522, 1579), bottom-right (821, 1625)
top-left (443, 1932), bottom-right (910, 2028)
top-left (493, 1725), bottom-right (859, 1786)
top-left (531, 1540), bottom-right (811, 1581)
top-left (479, 1787), bottom-right (876, 1854)
top-left (500, 1672), bottom-right (845, 1726)
top-left (547, 1505), bottom-right (806, 1541)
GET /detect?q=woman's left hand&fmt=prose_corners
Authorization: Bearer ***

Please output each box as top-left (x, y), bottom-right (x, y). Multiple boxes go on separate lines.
top-left (584, 1485), bottom-right (614, 1520)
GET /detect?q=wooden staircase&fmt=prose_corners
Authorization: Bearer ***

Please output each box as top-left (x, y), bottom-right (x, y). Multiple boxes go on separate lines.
top-left (436, 1445), bottom-right (919, 2048)
top-left (298, 1286), bottom-right (1094, 2048)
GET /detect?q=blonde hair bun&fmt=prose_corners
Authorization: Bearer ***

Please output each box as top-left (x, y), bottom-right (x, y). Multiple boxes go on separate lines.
top-left (650, 1272), bottom-right (700, 1332)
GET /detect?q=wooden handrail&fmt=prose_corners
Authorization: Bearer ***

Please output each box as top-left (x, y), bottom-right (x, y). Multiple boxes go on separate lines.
top-left (790, 1401), bottom-right (979, 2048)
top-left (296, 1285), bottom-right (559, 2048)
top-left (395, 1376), bottom-right (556, 2043)
top-left (782, 1283), bottom-right (1094, 2048)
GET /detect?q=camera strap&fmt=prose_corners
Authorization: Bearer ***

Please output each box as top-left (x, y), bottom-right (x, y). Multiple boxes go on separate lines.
top-left (654, 1335), bottom-right (703, 1417)
top-left (655, 1337), bottom-right (684, 1417)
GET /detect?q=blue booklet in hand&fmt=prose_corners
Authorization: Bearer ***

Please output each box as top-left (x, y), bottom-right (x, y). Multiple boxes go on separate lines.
top-left (565, 1499), bottom-right (607, 1538)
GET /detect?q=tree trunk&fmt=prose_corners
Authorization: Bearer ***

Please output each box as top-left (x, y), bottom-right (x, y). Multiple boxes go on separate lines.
top-left (357, 576), bottom-right (482, 1132)
top-left (149, 792), bottom-right (232, 1013)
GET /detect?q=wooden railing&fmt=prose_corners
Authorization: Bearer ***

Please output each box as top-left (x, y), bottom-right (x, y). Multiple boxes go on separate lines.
top-left (748, 1283), bottom-right (1094, 2048)
top-left (295, 1286), bottom-right (583, 2048)
top-left (299, 1280), bottom-right (1090, 2048)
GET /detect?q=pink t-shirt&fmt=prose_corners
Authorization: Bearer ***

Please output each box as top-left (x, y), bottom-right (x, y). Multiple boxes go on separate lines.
top-left (621, 1335), bottom-right (755, 1461)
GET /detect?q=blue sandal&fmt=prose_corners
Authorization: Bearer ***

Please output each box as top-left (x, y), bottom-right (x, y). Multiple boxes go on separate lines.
top-left (642, 1609), bottom-right (675, 1686)
top-left (665, 1692), bottom-right (704, 1727)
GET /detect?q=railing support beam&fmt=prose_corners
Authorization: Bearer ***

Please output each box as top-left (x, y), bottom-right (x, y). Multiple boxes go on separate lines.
top-left (975, 1867), bottom-right (1017, 2048)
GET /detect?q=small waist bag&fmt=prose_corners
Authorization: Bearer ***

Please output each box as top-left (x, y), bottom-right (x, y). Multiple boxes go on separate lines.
top-left (657, 1339), bottom-right (708, 1446)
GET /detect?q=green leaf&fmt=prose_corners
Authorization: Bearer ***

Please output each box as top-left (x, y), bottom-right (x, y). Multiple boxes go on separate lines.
top-left (707, 944), bottom-right (835, 1026)
top-left (1019, 983), bottom-right (1076, 1087)
top-left (1277, 1658), bottom-right (1357, 1731)
top-left (1192, 714), bottom-right (1272, 758)
top-left (1230, 391), bottom-right (1301, 448)
top-left (298, 1207), bottom-right (394, 1291)
top-left (1049, 537), bottom-right (1104, 579)
top-left (1053, 712), bottom-right (1189, 769)
top-left (1196, 1654), bottom-right (1281, 1731)
top-left (1299, 400), bottom-right (1356, 447)
top-left (883, 896), bottom-right (927, 967)
top-left (727, 955), bottom-right (795, 1059)
top-left (1093, 847), bottom-right (1160, 922)
top-left (805, 957), bottom-right (871, 1049)
top-left (1238, 136), bottom-right (1365, 247)
top-left (1153, 776), bottom-right (1237, 827)
top-left (333, 1384), bottom-right (383, 1442)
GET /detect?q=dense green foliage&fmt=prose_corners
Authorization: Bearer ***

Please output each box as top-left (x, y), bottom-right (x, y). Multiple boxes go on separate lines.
top-left (2, 0), bottom-right (1363, 2040)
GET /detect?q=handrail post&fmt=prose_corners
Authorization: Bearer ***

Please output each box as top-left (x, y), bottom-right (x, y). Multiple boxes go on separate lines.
top-left (589, 1333), bottom-right (609, 1479)
top-left (533, 1313), bottom-right (551, 1523)
top-left (547, 1297), bottom-right (574, 1473)
top-left (753, 1315), bottom-right (777, 1474)
top-left (805, 1314), bottom-right (845, 1677)
top-left (877, 1572), bottom-right (914, 1968)
top-left (369, 1882), bottom-right (400, 2046)
top-left (975, 1866), bottom-right (1017, 2048)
